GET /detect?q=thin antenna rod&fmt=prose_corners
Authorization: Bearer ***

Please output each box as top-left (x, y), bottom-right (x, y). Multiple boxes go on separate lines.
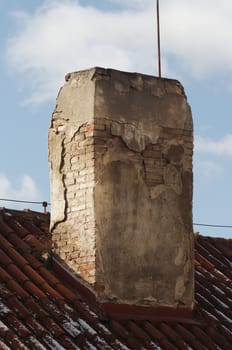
top-left (156, 0), bottom-right (161, 77)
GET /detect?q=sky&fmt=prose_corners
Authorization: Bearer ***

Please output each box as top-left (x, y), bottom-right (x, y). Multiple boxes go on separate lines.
top-left (1, 0), bottom-right (232, 237)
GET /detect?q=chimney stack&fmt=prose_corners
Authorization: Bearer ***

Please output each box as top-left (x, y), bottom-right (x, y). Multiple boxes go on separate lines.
top-left (49, 67), bottom-right (194, 309)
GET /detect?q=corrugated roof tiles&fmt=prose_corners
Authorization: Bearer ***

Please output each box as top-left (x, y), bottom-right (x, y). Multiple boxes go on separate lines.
top-left (0, 208), bottom-right (231, 349)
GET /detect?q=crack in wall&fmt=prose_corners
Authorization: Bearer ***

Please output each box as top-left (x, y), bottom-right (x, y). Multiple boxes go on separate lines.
top-left (50, 136), bottom-right (67, 233)
top-left (49, 67), bottom-right (194, 307)
top-left (50, 121), bottom-right (91, 232)
top-left (70, 122), bottom-right (88, 143)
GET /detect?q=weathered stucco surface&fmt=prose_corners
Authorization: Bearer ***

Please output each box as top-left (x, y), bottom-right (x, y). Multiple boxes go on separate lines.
top-left (49, 67), bottom-right (194, 309)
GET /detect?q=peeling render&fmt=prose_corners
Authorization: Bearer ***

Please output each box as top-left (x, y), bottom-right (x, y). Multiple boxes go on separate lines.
top-left (49, 67), bottom-right (194, 309)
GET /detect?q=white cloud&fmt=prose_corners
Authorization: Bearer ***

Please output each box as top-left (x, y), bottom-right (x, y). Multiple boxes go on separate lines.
top-left (5, 0), bottom-right (232, 103)
top-left (195, 134), bottom-right (232, 157)
top-left (6, 0), bottom-right (158, 103)
top-left (195, 159), bottom-right (223, 178)
top-left (162, 0), bottom-right (232, 77)
top-left (108, 0), bottom-right (153, 9)
top-left (0, 174), bottom-right (42, 209)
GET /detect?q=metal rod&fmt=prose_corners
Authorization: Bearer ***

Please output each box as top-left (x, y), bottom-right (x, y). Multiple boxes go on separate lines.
top-left (0, 198), bottom-right (50, 213)
top-left (193, 223), bottom-right (232, 228)
top-left (156, 0), bottom-right (161, 77)
top-left (42, 201), bottom-right (48, 214)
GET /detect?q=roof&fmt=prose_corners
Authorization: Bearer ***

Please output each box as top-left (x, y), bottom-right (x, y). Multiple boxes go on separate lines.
top-left (0, 208), bottom-right (231, 350)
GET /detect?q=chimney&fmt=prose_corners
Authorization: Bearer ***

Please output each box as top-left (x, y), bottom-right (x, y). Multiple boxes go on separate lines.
top-left (49, 67), bottom-right (194, 309)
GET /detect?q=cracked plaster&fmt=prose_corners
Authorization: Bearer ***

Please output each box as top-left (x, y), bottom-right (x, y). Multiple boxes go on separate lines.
top-left (49, 67), bottom-right (194, 309)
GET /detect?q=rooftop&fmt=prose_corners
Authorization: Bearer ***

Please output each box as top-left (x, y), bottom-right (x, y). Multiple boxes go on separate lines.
top-left (0, 207), bottom-right (231, 349)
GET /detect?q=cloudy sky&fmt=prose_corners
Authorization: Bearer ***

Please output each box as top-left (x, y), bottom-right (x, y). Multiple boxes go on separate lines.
top-left (1, 0), bottom-right (232, 237)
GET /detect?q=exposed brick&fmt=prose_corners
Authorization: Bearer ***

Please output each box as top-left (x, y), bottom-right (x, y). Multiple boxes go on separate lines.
top-left (146, 144), bottom-right (161, 151)
top-left (74, 133), bottom-right (85, 142)
top-left (72, 147), bottom-right (85, 155)
top-left (79, 263), bottom-right (95, 271)
top-left (66, 172), bottom-right (75, 178)
top-left (71, 204), bottom-right (86, 212)
top-left (49, 68), bottom-right (194, 308)
top-left (86, 123), bottom-right (94, 132)
top-left (80, 181), bottom-right (95, 189)
top-left (71, 161), bottom-right (85, 171)
top-left (94, 123), bottom-right (105, 131)
top-left (79, 168), bottom-right (94, 176)
top-left (64, 177), bottom-right (75, 186)
top-left (85, 152), bottom-right (94, 160)
top-left (79, 138), bottom-right (94, 147)
top-left (143, 150), bottom-right (162, 158)
top-left (86, 159), bottom-right (94, 167)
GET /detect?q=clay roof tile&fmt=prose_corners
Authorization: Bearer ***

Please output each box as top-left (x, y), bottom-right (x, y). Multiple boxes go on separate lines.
top-left (0, 208), bottom-right (231, 349)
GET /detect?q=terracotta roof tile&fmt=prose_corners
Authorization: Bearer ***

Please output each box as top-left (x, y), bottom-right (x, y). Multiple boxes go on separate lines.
top-left (158, 323), bottom-right (189, 350)
top-left (3, 313), bottom-right (31, 339)
top-left (0, 216), bottom-right (14, 235)
top-left (0, 208), bottom-right (231, 349)
top-left (217, 324), bottom-right (232, 343)
top-left (25, 316), bottom-right (47, 337)
top-left (126, 336), bottom-right (145, 350)
top-left (128, 321), bottom-right (150, 342)
top-left (0, 338), bottom-right (11, 350)
top-left (22, 252), bottom-right (45, 270)
top-left (110, 320), bottom-right (131, 339)
top-left (5, 297), bottom-right (30, 321)
top-left (174, 324), bottom-right (205, 350)
top-left (54, 283), bottom-right (80, 301)
top-left (2, 245), bottom-right (29, 269)
top-left (2, 327), bottom-right (29, 350)
top-left (23, 297), bottom-right (49, 318)
top-left (0, 285), bottom-right (13, 300)
top-left (206, 325), bottom-right (232, 350)
top-left (143, 322), bottom-right (164, 341)
top-left (189, 326), bottom-right (216, 350)
top-left (0, 249), bottom-right (13, 267)
top-left (37, 266), bottom-right (60, 286)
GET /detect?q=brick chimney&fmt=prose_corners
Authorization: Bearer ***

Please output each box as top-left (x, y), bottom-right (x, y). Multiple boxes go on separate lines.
top-left (49, 67), bottom-right (194, 309)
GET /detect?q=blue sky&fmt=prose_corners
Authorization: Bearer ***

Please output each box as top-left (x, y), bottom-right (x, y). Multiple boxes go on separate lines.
top-left (1, 0), bottom-right (232, 237)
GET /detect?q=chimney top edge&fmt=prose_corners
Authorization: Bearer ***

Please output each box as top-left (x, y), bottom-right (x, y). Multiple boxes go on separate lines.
top-left (64, 67), bottom-right (182, 87)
